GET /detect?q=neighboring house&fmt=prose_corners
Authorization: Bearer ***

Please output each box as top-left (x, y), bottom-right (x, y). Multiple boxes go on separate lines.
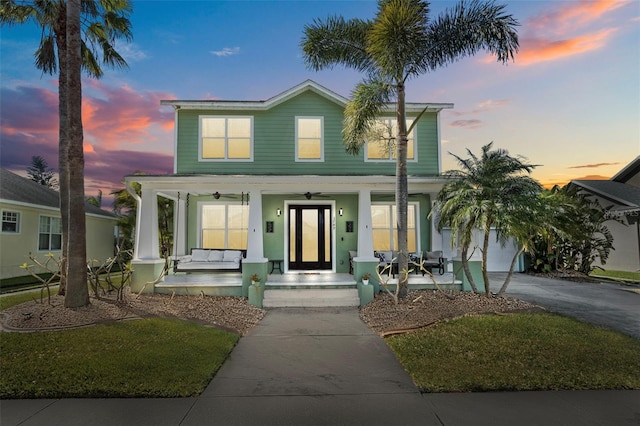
top-left (0, 169), bottom-right (117, 280)
top-left (571, 156), bottom-right (640, 272)
top-left (127, 80), bottom-right (458, 297)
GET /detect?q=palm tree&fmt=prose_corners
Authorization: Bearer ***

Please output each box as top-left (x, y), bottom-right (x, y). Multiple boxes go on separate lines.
top-left (1, 0), bottom-right (132, 304)
top-left (301, 0), bottom-right (519, 298)
top-left (434, 143), bottom-right (542, 296)
top-left (530, 185), bottom-right (615, 275)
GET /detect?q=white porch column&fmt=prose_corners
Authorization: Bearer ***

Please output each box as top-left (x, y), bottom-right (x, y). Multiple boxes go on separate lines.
top-left (173, 196), bottom-right (187, 256)
top-left (136, 187), bottom-right (160, 260)
top-left (356, 189), bottom-right (375, 258)
top-left (430, 198), bottom-right (443, 252)
top-left (245, 189), bottom-right (266, 262)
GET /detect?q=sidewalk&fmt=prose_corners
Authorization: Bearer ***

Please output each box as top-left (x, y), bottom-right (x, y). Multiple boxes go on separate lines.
top-left (2, 307), bottom-right (639, 425)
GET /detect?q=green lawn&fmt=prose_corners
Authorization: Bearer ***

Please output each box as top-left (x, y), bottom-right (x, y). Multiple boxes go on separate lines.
top-left (387, 313), bottom-right (640, 392)
top-left (0, 318), bottom-right (239, 398)
top-left (590, 269), bottom-right (640, 283)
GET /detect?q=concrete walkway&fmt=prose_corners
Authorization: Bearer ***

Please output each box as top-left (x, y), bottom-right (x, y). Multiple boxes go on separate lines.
top-left (2, 306), bottom-right (639, 425)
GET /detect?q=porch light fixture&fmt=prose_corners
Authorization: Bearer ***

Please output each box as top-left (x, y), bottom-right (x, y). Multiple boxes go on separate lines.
top-left (339, 208), bottom-right (343, 216)
top-left (276, 208), bottom-right (281, 217)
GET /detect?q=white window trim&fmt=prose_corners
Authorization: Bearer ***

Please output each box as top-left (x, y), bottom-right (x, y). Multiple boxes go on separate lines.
top-left (197, 201), bottom-right (250, 249)
top-left (364, 118), bottom-right (417, 163)
top-left (295, 116), bottom-right (324, 162)
top-left (198, 115), bottom-right (254, 162)
top-left (38, 214), bottom-right (62, 252)
top-left (371, 201), bottom-right (421, 253)
top-left (1, 209), bottom-right (21, 234)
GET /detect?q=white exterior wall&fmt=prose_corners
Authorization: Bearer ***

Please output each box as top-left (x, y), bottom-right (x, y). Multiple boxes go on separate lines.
top-left (441, 228), bottom-right (520, 272)
top-left (588, 193), bottom-right (640, 272)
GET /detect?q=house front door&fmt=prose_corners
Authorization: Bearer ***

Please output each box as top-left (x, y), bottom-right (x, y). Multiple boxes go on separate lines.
top-left (288, 205), bottom-right (332, 271)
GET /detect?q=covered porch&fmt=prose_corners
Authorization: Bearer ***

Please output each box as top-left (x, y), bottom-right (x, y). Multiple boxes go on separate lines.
top-left (125, 174), bottom-right (450, 305)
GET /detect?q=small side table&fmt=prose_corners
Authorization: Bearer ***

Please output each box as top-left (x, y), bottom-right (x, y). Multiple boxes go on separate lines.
top-left (270, 259), bottom-right (284, 274)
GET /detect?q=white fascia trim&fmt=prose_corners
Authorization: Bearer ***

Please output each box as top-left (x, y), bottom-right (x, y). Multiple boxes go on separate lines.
top-left (160, 79), bottom-right (454, 113)
top-left (124, 175), bottom-right (451, 195)
top-left (0, 199), bottom-right (115, 220)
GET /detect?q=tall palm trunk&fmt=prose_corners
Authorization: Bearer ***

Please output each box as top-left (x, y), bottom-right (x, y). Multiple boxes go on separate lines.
top-left (64, 0), bottom-right (89, 308)
top-left (395, 81), bottom-right (409, 298)
top-left (54, 2), bottom-right (69, 295)
top-left (481, 222), bottom-right (492, 296)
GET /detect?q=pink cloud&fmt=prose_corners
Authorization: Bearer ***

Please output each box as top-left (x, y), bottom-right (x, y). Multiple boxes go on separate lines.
top-left (516, 0), bottom-right (627, 66)
top-left (82, 80), bottom-right (175, 150)
top-left (449, 119), bottom-right (483, 129)
top-left (518, 28), bottom-right (617, 66)
top-left (528, 0), bottom-right (628, 33)
top-left (1, 81), bottom-right (175, 207)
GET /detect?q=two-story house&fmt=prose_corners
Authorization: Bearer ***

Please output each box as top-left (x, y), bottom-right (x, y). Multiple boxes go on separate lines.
top-left (127, 80), bottom-right (454, 304)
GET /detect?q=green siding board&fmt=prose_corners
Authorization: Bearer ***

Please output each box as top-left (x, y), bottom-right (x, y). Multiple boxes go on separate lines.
top-left (175, 90), bottom-right (440, 176)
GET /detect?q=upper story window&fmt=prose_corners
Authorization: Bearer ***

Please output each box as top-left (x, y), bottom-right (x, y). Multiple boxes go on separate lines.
top-left (2, 210), bottom-right (20, 233)
top-left (39, 215), bottom-right (62, 251)
top-left (366, 118), bottom-right (415, 161)
top-left (296, 117), bottom-right (323, 161)
top-left (200, 116), bottom-right (252, 161)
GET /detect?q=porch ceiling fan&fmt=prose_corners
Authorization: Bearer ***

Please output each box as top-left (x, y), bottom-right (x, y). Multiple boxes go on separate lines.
top-left (300, 191), bottom-right (328, 200)
top-left (212, 192), bottom-right (250, 204)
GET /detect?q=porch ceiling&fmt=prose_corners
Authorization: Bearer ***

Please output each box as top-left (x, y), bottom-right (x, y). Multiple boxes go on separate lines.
top-left (125, 174), bottom-right (449, 199)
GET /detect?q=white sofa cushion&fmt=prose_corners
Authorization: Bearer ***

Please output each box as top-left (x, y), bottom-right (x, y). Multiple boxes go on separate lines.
top-left (208, 250), bottom-right (224, 262)
top-left (223, 250), bottom-right (242, 263)
top-left (191, 249), bottom-right (210, 262)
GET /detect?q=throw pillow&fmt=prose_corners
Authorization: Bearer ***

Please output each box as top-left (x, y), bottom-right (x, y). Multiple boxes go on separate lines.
top-left (223, 250), bottom-right (242, 263)
top-left (192, 249), bottom-right (209, 262)
top-left (208, 250), bottom-right (224, 262)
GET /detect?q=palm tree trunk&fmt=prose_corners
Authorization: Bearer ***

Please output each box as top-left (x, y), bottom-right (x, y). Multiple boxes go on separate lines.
top-left (63, 0), bottom-right (89, 308)
top-left (54, 3), bottom-right (69, 296)
top-left (497, 246), bottom-right (524, 295)
top-left (395, 81), bottom-right (409, 299)
top-left (461, 244), bottom-right (479, 293)
top-left (482, 224), bottom-right (492, 297)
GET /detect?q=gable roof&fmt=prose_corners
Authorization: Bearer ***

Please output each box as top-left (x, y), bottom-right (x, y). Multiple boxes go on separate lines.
top-left (612, 156), bottom-right (640, 184)
top-left (572, 179), bottom-right (640, 208)
top-left (160, 79), bottom-right (453, 113)
top-left (0, 169), bottom-right (115, 218)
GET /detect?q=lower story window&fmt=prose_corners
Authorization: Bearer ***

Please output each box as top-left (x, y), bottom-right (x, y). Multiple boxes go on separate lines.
top-left (39, 216), bottom-right (62, 251)
top-left (200, 204), bottom-right (249, 249)
top-left (2, 210), bottom-right (20, 233)
top-left (371, 203), bottom-right (417, 252)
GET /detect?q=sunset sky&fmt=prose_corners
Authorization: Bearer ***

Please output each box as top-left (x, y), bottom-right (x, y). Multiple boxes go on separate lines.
top-left (1, 0), bottom-right (638, 207)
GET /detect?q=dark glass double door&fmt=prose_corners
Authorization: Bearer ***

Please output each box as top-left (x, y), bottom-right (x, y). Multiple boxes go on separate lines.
top-left (288, 205), bottom-right (332, 271)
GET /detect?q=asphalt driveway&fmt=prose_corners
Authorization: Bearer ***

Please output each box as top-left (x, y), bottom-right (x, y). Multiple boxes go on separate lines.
top-left (489, 272), bottom-right (640, 339)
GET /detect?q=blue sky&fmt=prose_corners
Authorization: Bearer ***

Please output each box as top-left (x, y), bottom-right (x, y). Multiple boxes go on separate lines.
top-left (1, 0), bottom-right (639, 205)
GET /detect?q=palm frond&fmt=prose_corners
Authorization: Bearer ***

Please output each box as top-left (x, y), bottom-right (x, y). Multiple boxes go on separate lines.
top-left (343, 79), bottom-right (393, 155)
top-left (301, 15), bottom-right (374, 73)
top-left (417, 0), bottom-right (519, 73)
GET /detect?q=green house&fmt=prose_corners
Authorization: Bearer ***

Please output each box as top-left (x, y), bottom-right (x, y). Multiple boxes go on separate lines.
top-left (127, 80), bottom-right (454, 304)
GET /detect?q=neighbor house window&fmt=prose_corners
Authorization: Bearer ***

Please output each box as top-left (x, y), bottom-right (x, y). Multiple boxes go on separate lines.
top-left (296, 117), bottom-right (323, 161)
top-left (200, 116), bottom-right (252, 160)
top-left (366, 118), bottom-right (415, 161)
top-left (200, 203), bottom-right (249, 249)
top-left (39, 216), bottom-right (62, 251)
top-left (371, 203), bottom-right (417, 252)
top-left (2, 210), bottom-right (20, 233)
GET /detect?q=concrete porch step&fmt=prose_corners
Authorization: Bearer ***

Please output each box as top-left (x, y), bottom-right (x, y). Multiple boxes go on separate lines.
top-left (263, 288), bottom-right (360, 308)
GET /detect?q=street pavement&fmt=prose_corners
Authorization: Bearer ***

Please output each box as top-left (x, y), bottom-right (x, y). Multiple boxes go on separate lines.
top-left (1, 276), bottom-right (639, 425)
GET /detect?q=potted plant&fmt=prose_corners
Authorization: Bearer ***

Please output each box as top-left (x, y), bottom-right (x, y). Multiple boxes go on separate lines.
top-left (361, 273), bottom-right (371, 285)
top-left (251, 273), bottom-right (261, 285)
